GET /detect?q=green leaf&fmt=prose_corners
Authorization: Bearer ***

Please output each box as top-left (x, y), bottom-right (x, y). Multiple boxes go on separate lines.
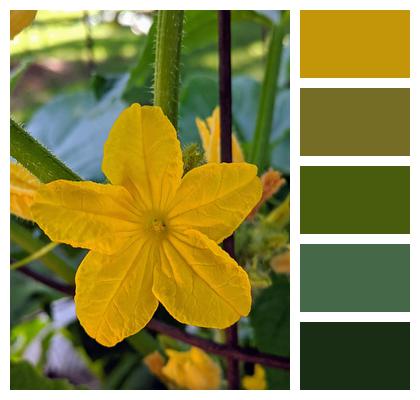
top-left (122, 18), bottom-right (157, 102)
top-left (10, 360), bottom-right (77, 389)
top-left (11, 316), bottom-right (48, 358)
top-left (26, 76), bottom-right (128, 180)
top-left (179, 74), bottom-right (218, 144)
top-left (250, 275), bottom-right (290, 389)
top-left (10, 271), bottom-right (58, 327)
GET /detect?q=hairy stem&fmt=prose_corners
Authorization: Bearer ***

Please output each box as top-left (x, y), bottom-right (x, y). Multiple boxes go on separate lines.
top-left (250, 11), bottom-right (289, 170)
top-left (10, 118), bottom-right (81, 183)
top-left (153, 10), bottom-right (184, 129)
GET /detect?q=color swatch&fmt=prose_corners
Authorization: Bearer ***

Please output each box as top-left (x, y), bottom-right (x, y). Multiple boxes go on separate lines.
top-left (300, 88), bottom-right (410, 156)
top-left (300, 10), bottom-right (410, 78)
top-left (300, 322), bottom-right (410, 389)
top-left (300, 244), bottom-right (410, 312)
top-left (300, 166), bottom-right (410, 234)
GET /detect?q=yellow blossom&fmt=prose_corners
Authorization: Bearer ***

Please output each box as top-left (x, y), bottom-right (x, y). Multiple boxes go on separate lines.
top-left (10, 11), bottom-right (37, 39)
top-left (162, 347), bottom-right (221, 390)
top-left (10, 162), bottom-right (41, 221)
top-left (196, 106), bottom-right (244, 163)
top-left (242, 364), bottom-right (267, 390)
top-left (31, 104), bottom-right (262, 347)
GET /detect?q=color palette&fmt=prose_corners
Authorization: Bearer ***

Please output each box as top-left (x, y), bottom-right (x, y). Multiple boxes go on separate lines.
top-left (300, 322), bottom-right (410, 390)
top-left (300, 10), bottom-right (410, 78)
top-left (300, 244), bottom-right (410, 312)
top-left (300, 88), bottom-right (410, 156)
top-left (300, 166), bottom-right (410, 234)
top-left (299, 9), bottom-right (411, 391)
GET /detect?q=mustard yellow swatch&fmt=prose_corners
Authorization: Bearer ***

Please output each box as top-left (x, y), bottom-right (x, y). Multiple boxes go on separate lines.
top-left (301, 10), bottom-right (410, 78)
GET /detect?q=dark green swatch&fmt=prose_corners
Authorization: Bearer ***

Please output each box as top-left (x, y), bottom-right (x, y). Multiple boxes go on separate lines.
top-left (300, 322), bottom-right (410, 390)
top-left (300, 166), bottom-right (410, 234)
top-left (300, 88), bottom-right (410, 156)
top-left (300, 244), bottom-right (410, 312)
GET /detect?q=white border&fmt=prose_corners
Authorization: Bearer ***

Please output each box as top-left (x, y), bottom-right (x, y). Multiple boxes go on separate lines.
top-left (2, 0), bottom-right (419, 398)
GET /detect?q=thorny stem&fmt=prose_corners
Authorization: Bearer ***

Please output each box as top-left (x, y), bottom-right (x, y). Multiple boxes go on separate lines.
top-left (14, 265), bottom-right (290, 370)
top-left (153, 10), bottom-right (184, 130)
top-left (218, 10), bottom-right (240, 390)
top-left (10, 118), bottom-right (81, 183)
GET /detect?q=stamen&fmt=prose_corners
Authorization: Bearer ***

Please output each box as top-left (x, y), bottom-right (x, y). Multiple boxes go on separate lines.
top-left (152, 218), bottom-right (166, 233)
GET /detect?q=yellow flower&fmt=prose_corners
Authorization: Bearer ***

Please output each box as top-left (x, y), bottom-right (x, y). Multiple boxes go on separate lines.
top-left (10, 11), bottom-right (37, 39)
top-left (162, 347), bottom-right (221, 390)
top-left (242, 364), bottom-right (267, 390)
top-left (31, 104), bottom-right (262, 347)
top-left (196, 107), bottom-right (244, 163)
top-left (10, 162), bottom-right (41, 221)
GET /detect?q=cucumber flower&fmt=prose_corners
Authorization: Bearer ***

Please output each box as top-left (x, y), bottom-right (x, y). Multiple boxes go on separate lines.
top-left (196, 106), bottom-right (244, 163)
top-left (145, 347), bottom-right (221, 390)
top-left (32, 104), bottom-right (262, 346)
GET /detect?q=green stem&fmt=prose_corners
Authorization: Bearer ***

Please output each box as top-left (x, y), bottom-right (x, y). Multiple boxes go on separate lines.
top-left (153, 11), bottom-right (184, 130)
top-left (11, 242), bottom-right (59, 270)
top-left (250, 11), bottom-right (289, 170)
top-left (10, 118), bottom-right (81, 183)
top-left (10, 219), bottom-right (75, 284)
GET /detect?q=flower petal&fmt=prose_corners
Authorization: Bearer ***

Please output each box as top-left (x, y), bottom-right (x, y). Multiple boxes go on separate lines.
top-left (196, 117), bottom-right (210, 152)
top-left (10, 10), bottom-right (37, 39)
top-left (10, 162), bottom-right (41, 221)
top-left (153, 229), bottom-right (251, 329)
top-left (75, 239), bottom-right (158, 347)
top-left (232, 134), bottom-right (245, 163)
top-left (162, 347), bottom-right (221, 390)
top-left (102, 104), bottom-right (183, 210)
top-left (31, 180), bottom-right (141, 254)
top-left (168, 163), bottom-right (262, 243)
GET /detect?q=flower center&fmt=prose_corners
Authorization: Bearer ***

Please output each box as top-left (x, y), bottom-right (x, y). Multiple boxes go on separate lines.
top-left (151, 218), bottom-right (167, 233)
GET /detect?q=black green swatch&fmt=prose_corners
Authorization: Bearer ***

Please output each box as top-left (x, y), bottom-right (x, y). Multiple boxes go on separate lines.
top-left (300, 322), bottom-right (410, 390)
top-left (300, 244), bottom-right (410, 312)
top-left (300, 166), bottom-right (410, 234)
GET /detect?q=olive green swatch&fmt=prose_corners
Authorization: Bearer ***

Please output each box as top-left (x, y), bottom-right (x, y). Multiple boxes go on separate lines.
top-left (300, 166), bottom-right (410, 234)
top-left (300, 88), bottom-right (410, 156)
top-left (300, 244), bottom-right (410, 312)
top-left (300, 322), bottom-right (410, 390)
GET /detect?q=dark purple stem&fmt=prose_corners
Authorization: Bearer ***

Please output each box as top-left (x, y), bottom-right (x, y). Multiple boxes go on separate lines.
top-left (218, 10), bottom-right (240, 390)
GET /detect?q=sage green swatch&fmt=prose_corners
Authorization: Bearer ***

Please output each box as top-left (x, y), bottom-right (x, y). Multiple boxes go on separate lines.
top-left (300, 88), bottom-right (410, 156)
top-left (300, 322), bottom-right (410, 390)
top-left (300, 244), bottom-right (410, 312)
top-left (300, 166), bottom-right (410, 234)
